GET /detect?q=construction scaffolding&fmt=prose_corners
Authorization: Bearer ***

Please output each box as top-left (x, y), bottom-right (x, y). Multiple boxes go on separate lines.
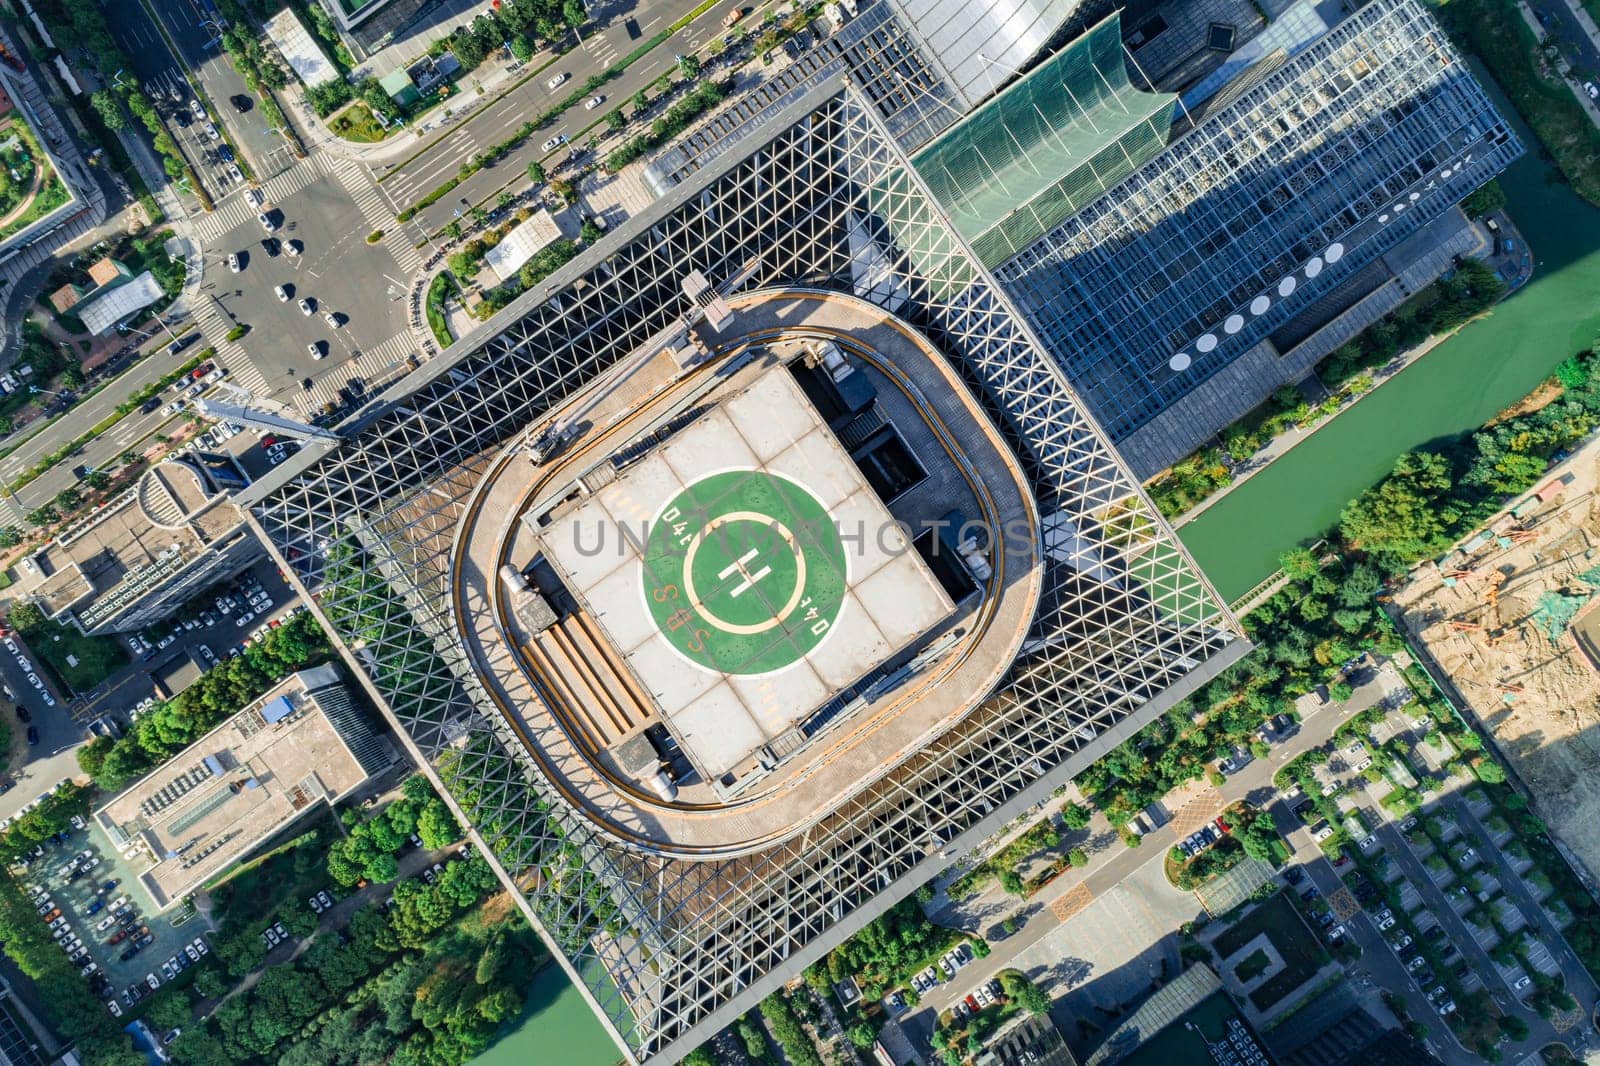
top-left (245, 84), bottom-right (1242, 1063)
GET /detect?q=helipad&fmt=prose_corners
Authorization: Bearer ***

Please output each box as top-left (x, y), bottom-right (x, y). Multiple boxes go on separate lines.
top-left (539, 366), bottom-right (954, 779)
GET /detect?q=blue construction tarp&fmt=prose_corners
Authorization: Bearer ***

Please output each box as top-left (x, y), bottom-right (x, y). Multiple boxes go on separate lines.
top-left (261, 695), bottom-right (294, 724)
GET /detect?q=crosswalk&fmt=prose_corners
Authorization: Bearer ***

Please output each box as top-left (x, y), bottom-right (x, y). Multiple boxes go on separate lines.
top-left (325, 155), bottom-right (421, 274)
top-left (584, 31), bottom-right (621, 70)
top-left (190, 157), bottom-right (329, 244)
top-left (297, 330), bottom-right (419, 412)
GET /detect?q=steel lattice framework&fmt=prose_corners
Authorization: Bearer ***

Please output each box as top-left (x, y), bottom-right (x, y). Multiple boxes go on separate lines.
top-left (247, 84), bottom-right (1245, 1063)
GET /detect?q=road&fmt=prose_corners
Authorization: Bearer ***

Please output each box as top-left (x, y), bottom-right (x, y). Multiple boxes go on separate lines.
top-left (381, 0), bottom-right (751, 234)
top-left (143, 0), bottom-right (299, 187)
top-left (1528, 0), bottom-right (1600, 80)
top-left (106, 0), bottom-right (238, 207)
top-left (891, 660), bottom-right (1597, 1063)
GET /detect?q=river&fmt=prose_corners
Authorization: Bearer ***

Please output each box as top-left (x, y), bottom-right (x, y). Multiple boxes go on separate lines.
top-left (1178, 75), bottom-right (1600, 601)
top-left (474, 963), bottom-right (622, 1066)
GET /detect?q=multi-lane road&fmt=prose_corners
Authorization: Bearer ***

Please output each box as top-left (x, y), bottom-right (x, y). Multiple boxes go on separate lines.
top-left (380, 0), bottom-right (752, 234)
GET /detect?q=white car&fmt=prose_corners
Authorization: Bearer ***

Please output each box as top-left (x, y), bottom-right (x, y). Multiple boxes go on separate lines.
top-left (1513, 975), bottom-right (1531, 990)
top-left (547, 72), bottom-right (569, 89)
top-left (227, 253), bottom-right (241, 273)
top-left (274, 284), bottom-right (291, 302)
top-left (204, 123), bottom-right (220, 141)
top-left (227, 163), bottom-right (244, 183)
top-left (191, 938), bottom-right (209, 956)
top-left (1586, 81), bottom-right (1599, 101)
top-left (307, 342), bottom-right (324, 361)
top-left (258, 212), bottom-right (278, 232)
top-left (188, 99), bottom-right (203, 117)
top-left (541, 134), bottom-right (567, 152)
top-left (324, 311), bottom-right (342, 329)
top-left (298, 297), bottom-right (315, 316)
top-left (585, 94), bottom-right (604, 110)
top-left (284, 239), bottom-right (302, 257)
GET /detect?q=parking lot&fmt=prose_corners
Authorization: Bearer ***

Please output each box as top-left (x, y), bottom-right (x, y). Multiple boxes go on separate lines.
top-left (14, 814), bottom-right (210, 1021)
top-left (79, 559), bottom-right (300, 731)
top-left (1277, 695), bottom-right (1600, 1053)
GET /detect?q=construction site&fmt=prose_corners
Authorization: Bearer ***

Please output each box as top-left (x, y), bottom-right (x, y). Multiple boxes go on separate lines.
top-left (1392, 436), bottom-right (1600, 880)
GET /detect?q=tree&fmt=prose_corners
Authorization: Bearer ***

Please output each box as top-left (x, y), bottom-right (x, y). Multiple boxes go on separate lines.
top-left (999, 870), bottom-right (1024, 895)
top-left (1474, 758), bottom-right (1506, 784)
top-left (510, 33), bottom-right (534, 61)
top-left (84, 470), bottom-right (111, 491)
top-left (1237, 812), bottom-right (1281, 864)
top-left (847, 1021), bottom-right (876, 1048)
top-left (580, 218), bottom-right (602, 242)
top-left (678, 53), bottom-right (701, 78)
top-left (605, 108), bottom-right (624, 131)
top-left (1339, 451), bottom-right (1458, 568)
top-left (563, 0), bottom-right (586, 29)
top-left (1067, 847), bottom-right (1088, 868)
top-left (526, 160), bottom-right (546, 185)
top-left (631, 88), bottom-right (648, 112)
top-left (1498, 1014), bottom-right (1529, 1041)
top-left (90, 90), bottom-right (126, 131)
top-left (1060, 802), bottom-right (1091, 830)
top-left (1460, 179), bottom-right (1506, 219)
top-left (1015, 982), bottom-right (1051, 1015)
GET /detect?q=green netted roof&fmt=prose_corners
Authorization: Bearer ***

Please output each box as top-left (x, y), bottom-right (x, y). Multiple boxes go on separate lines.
top-left (911, 13), bottom-right (1176, 268)
top-left (1532, 589), bottom-right (1592, 643)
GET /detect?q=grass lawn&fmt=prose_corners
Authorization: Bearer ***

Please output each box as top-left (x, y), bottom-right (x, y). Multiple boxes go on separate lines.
top-left (1233, 948), bottom-right (1271, 983)
top-left (426, 271), bottom-right (458, 348)
top-left (1213, 891), bottom-right (1330, 1010)
top-left (329, 101), bottom-right (390, 143)
top-left (1438, 0), bottom-right (1600, 207)
top-left (17, 615), bottom-right (126, 694)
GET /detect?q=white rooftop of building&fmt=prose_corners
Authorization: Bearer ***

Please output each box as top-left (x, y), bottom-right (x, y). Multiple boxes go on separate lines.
top-left (483, 208), bottom-right (563, 282)
top-left (263, 8), bottom-right (339, 88)
top-left (77, 272), bottom-right (164, 336)
top-left (539, 365), bottom-right (953, 778)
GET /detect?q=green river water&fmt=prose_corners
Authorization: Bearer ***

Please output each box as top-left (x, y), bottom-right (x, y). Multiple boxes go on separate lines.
top-left (468, 72), bottom-right (1600, 1066)
top-left (1179, 83), bottom-right (1600, 602)
top-left (473, 963), bottom-right (621, 1066)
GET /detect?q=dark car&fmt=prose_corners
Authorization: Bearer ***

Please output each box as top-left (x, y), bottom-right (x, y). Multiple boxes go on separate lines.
top-left (261, 238), bottom-right (280, 257)
top-left (71, 464), bottom-right (89, 480)
top-left (230, 94), bottom-right (252, 113)
top-left (141, 397), bottom-right (161, 413)
top-left (15, 705), bottom-right (29, 723)
top-left (1284, 866), bottom-right (1304, 884)
top-left (25, 726), bottom-right (37, 746)
top-left (172, 111), bottom-right (190, 129)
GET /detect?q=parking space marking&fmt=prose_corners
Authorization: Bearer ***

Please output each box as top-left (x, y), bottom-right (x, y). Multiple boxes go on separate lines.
top-left (1327, 886), bottom-right (1360, 921)
top-left (1050, 883), bottom-right (1093, 923)
top-left (1169, 787), bottom-right (1222, 838)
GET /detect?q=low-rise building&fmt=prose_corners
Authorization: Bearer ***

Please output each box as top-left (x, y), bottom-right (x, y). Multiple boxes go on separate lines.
top-left (95, 665), bottom-right (394, 911)
top-left (16, 459), bottom-right (259, 635)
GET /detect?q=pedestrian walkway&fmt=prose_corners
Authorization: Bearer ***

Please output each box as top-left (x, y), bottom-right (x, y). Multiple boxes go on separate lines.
top-left (325, 156), bottom-right (419, 273)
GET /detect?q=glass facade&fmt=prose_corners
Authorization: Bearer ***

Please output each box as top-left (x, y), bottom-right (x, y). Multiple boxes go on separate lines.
top-left (993, 0), bottom-right (1519, 467)
top-left (248, 85), bottom-right (1242, 1063)
top-left (911, 13), bottom-right (1176, 268)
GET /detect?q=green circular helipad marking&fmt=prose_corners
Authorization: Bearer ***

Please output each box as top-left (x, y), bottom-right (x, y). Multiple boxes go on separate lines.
top-left (642, 470), bottom-right (846, 675)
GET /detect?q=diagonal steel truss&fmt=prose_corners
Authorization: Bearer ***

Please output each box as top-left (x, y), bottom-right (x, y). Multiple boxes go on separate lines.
top-left (250, 85), bottom-right (1246, 1062)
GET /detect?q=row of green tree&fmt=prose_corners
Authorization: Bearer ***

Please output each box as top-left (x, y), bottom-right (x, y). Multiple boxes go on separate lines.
top-left (326, 775), bottom-right (462, 885)
top-left (0, 782), bottom-right (89, 862)
top-left (34, 0), bottom-right (197, 187)
top-left (606, 80), bottom-right (728, 171)
top-left (173, 856), bottom-right (519, 1065)
top-left (445, 0), bottom-right (589, 71)
top-left (1077, 549), bottom-right (1394, 831)
top-left (1341, 345), bottom-right (1600, 573)
top-left (74, 611), bottom-right (331, 790)
top-left (1317, 258), bottom-right (1506, 389)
